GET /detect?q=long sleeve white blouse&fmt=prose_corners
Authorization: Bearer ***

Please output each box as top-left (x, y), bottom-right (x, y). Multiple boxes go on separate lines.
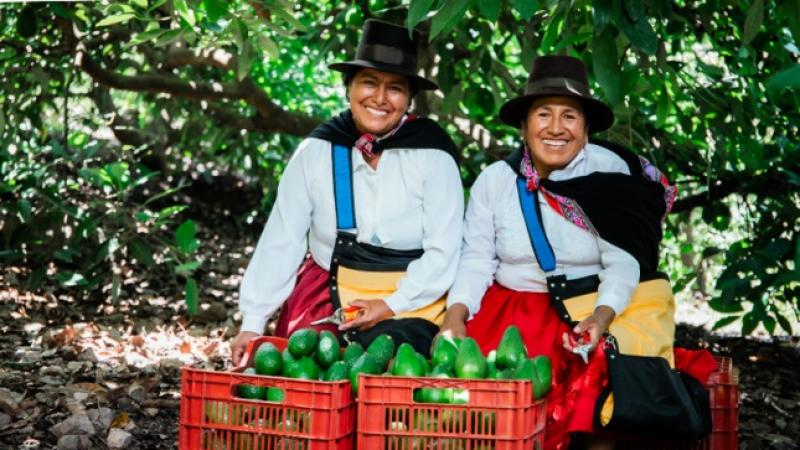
top-left (239, 137), bottom-right (464, 333)
top-left (447, 143), bottom-right (640, 318)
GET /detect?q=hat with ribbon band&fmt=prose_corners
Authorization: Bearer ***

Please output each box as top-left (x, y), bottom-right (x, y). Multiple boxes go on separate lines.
top-left (329, 19), bottom-right (438, 91)
top-left (499, 55), bottom-right (614, 132)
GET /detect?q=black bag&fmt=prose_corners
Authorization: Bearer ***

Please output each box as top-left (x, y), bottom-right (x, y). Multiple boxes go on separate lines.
top-left (594, 336), bottom-right (711, 440)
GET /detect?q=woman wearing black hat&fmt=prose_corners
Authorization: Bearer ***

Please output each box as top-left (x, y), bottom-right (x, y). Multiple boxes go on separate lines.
top-left (440, 55), bottom-right (678, 449)
top-left (231, 20), bottom-right (463, 364)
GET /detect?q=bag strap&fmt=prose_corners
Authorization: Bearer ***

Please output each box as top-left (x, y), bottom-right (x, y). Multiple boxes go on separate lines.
top-left (332, 144), bottom-right (356, 230)
top-left (515, 177), bottom-right (556, 272)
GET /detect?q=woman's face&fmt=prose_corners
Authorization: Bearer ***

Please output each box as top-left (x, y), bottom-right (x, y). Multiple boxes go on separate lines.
top-left (348, 68), bottom-right (411, 135)
top-left (522, 96), bottom-right (588, 178)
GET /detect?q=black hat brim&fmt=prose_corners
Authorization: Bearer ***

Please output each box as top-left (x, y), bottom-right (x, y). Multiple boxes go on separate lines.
top-left (329, 60), bottom-right (438, 91)
top-left (499, 92), bottom-right (614, 133)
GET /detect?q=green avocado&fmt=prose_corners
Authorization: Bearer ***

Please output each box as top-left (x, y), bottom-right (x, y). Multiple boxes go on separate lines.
top-left (325, 360), bottom-right (350, 381)
top-left (454, 337), bottom-right (487, 379)
top-left (236, 368), bottom-right (267, 400)
top-left (496, 325), bottom-right (527, 370)
top-left (315, 330), bottom-right (340, 369)
top-left (253, 342), bottom-right (283, 376)
top-left (348, 352), bottom-right (381, 395)
top-left (342, 342), bottom-right (365, 366)
top-left (287, 328), bottom-right (319, 358)
top-left (391, 343), bottom-right (425, 377)
top-left (366, 334), bottom-right (395, 372)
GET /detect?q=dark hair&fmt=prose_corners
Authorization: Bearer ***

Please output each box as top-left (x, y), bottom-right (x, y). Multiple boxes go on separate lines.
top-left (343, 68), bottom-right (420, 100)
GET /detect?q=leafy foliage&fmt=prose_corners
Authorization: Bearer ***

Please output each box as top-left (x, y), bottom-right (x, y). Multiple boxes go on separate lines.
top-left (0, 0), bottom-right (798, 333)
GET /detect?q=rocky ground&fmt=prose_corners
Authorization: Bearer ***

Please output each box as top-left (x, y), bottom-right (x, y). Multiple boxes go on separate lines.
top-left (1, 221), bottom-right (798, 450)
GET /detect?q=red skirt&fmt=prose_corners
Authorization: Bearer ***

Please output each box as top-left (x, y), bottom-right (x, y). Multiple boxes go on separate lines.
top-left (273, 257), bottom-right (339, 338)
top-left (465, 283), bottom-right (608, 450)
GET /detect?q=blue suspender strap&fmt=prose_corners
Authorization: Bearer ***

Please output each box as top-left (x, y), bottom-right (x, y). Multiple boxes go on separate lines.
top-left (332, 144), bottom-right (356, 230)
top-left (516, 177), bottom-right (557, 272)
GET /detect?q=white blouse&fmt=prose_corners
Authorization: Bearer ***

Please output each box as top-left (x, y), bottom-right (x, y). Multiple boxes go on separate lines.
top-left (239, 137), bottom-right (464, 333)
top-left (447, 143), bottom-right (640, 318)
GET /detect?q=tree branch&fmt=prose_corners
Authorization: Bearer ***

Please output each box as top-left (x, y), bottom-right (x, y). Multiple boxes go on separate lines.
top-left (60, 18), bottom-right (322, 137)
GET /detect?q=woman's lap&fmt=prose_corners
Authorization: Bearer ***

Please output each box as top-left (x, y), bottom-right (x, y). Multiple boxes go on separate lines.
top-left (466, 283), bottom-right (607, 450)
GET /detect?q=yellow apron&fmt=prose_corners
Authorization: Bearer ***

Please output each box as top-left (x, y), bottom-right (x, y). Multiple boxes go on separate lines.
top-left (560, 278), bottom-right (676, 425)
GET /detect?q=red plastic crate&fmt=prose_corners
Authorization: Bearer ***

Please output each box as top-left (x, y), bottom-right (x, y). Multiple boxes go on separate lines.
top-left (586, 356), bottom-right (739, 450)
top-left (356, 374), bottom-right (546, 450)
top-left (179, 336), bottom-right (356, 450)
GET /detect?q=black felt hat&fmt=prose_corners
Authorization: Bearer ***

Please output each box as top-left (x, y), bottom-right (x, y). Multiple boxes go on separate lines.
top-left (499, 55), bottom-right (614, 132)
top-left (329, 19), bottom-right (437, 91)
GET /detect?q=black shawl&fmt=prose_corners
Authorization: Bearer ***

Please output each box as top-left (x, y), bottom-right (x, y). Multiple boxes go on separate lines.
top-left (308, 110), bottom-right (459, 163)
top-left (504, 139), bottom-right (668, 277)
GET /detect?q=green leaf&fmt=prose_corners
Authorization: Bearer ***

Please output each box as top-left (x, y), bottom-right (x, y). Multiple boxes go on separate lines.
top-left (591, 29), bottom-right (621, 105)
top-left (762, 315), bottom-right (776, 335)
top-left (741, 311), bottom-right (758, 335)
top-left (774, 311), bottom-right (794, 335)
top-left (464, 85), bottom-right (495, 116)
top-left (477, 0), bottom-right (502, 21)
top-left (17, 199), bottom-right (32, 223)
top-left (28, 268), bottom-right (45, 291)
top-left (271, 8), bottom-right (307, 32)
top-left (126, 28), bottom-right (168, 48)
top-left (623, 0), bottom-right (644, 21)
top-left (620, 14), bottom-right (658, 55)
top-left (96, 13), bottom-right (135, 27)
top-left (128, 239), bottom-right (155, 267)
top-left (175, 219), bottom-right (199, 255)
top-left (185, 277), bottom-right (199, 315)
top-left (408, 0), bottom-right (435, 32)
top-left (258, 35), bottom-right (279, 59)
top-left (55, 272), bottom-right (87, 287)
top-left (175, 260), bottom-right (202, 274)
top-left (105, 162), bottom-right (130, 192)
top-left (711, 316), bottom-right (739, 331)
top-left (593, 0), bottom-right (614, 31)
top-left (742, 0), bottom-right (763, 45)
top-left (655, 85), bottom-right (670, 128)
top-left (0, 250), bottom-right (23, 262)
top-left (202, 0), bottom-right (228, 23)
top-left (156, 205), bottom-right (188, 222)
top-left (539, 9), bottom-right (564, 52)
top-left (795, 236), bottom-right (800, 276)
top-left (16, 6), bottom-right (38, 38)
top-left (131, 0), bottom-right (148, 8)
top-left (155, 28), bottom-right (184, 47)
top-left (173, 0), bottom-right (196, 27)
top-left (237, 40), bottom-right (253, 81)
top-left (708, 296), bottom-right (744, 313)
top-left (49, 3), bottom-right (74, 20)
top-left (511, 0), bottom-right (539, 20)
top-left (785, 0), bottom-right (800, 45)
top-left (765, 64), bottom-right (800, 99)
top-left (429, 0), bottom-right (470, 40)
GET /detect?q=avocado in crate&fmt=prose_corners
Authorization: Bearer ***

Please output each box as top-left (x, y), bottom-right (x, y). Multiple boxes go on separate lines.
top-left (178, 333), bottom-right (356, 450)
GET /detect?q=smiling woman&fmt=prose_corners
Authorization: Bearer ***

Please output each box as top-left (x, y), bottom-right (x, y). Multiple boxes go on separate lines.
top-left (439, 55), bottom-right (704, 449)
top-left (230, 19), bottom-right (463, 364)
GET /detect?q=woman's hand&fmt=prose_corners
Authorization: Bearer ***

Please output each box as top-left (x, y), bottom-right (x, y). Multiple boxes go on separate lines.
top-left (338, 299), bottom-right (394, 332)
top-left (562, 305), bottom-right (616, 353)
top-left (434, 303), bottom-right (469, 345)
top-left (230, 331), bottom-right (260, 367)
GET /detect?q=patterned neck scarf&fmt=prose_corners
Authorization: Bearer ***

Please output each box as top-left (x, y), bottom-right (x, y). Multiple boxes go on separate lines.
top-left (520, 146), bottom-right (598, 234)
top-left (354, 113), bottom-right (416, 159)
